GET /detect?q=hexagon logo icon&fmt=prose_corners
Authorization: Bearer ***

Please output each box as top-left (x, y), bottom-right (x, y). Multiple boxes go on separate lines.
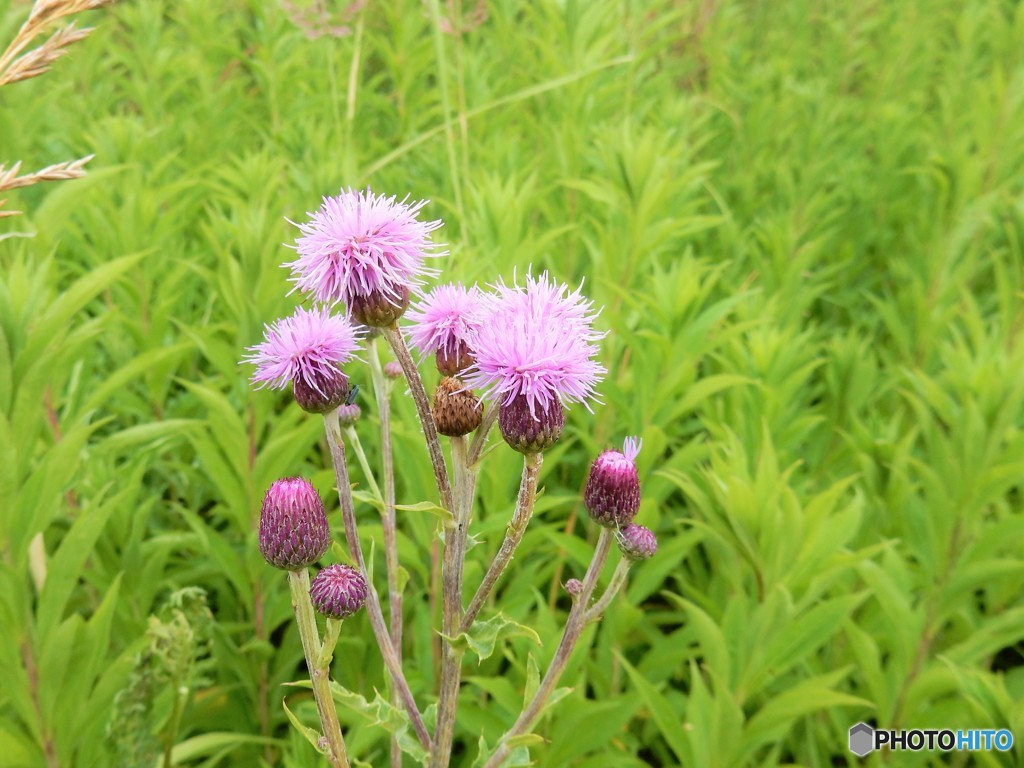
top-left (849, 722), bottom-right (875, 757)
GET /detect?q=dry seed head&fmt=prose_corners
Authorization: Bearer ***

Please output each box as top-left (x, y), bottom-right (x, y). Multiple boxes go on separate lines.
top-left (433, 376), bottom-right (482, 437)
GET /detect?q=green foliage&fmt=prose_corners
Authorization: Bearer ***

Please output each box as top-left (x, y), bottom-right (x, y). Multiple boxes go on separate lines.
top-left (2, 0), bottom-right (1024, 765)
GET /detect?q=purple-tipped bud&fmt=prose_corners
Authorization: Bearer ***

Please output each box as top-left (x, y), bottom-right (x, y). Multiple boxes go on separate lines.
top-left (292, 365), bottom-right (350, 414)
top-left (498, 393), bottom-right (565, 454)
top-left (384, 361), bottom-right (403, 379)
top-left (350, 285), bottom-right (410, 328)
top-left (617, 523), bottom-right (657, 561)
top-left (310, 564), bottom-right (368, 619)
top-left (337, 403), bottom-right (361, 427)
top-left (433, 376), bottom-right (482, 437)
top-left (564, 578), bottom-right (584, 598)
top-left (584, 437), bottom-right (642, 528)
top-left (258, 478), bottom-right (331, 570)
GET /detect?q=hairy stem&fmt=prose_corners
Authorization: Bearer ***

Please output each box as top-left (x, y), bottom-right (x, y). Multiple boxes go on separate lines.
top-left (460, 452), bottom-right (543, 635)
top-left (433, 436), bottom-right (475, 765)
top-left (583, 556), bottom-right (631, 624)
top-left (323, 410), bottom-right (432, 752)
top-left (382, 324), bottom-right (453, 512)
top-left (287, 569), bottom-right (349, 768)
top-left (484, 529), bottom-right (613, 768)
top-left (368, 337), bottom-right (404, 768)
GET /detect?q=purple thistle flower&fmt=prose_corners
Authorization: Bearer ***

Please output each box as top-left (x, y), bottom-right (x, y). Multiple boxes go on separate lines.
top-left (244, 306), bottom-right (361, 412)
top-left (617, 523), bottom-right (658, 561)
top-left (406, 283), bottom-right (485, 375)
top-left (258, 478), bottom-right (331, 570)
top-left (285, 188), bottom-right (445, 326)
top-left (310, 564), bottom-right (368, 619)
top-left (584, 437), bottom-right (642, 528)
top-left (464, 271), bottom-right (606, 419)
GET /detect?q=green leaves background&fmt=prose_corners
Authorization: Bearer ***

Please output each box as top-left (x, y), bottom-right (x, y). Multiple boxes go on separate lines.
top-left (2, 0), bottom-right (1024, 765)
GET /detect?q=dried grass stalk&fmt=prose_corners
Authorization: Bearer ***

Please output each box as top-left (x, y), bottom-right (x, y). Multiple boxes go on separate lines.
top-left (0, 0), bottom-right (115, 217)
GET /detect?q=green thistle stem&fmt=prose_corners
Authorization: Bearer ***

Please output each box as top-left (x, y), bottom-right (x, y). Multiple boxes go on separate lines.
top-left (484, 529), bottom-right (613, 768)
top-left (287, 569), bottom-right (349, 768)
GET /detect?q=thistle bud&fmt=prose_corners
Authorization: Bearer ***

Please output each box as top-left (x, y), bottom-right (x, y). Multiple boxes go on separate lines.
top-left (617, 523), bottom-right (658, 561)
top-left (292, 366), bottom-right (350, 414)
top-left (564, 578), bottom-right (584, 599)
top-left (436, 339), bottom-right (474, 377)
top-left (310, 564), bottom-right (368, 619)
top-left (584, 437), bottom-right (642, 528)
top-left (384, 361), bottom-right (403, 379)
top-left (433, 377), bottom-right (483, 437)
top-left (337, 403), bottom-right (361, 427)
top-left (350, 286), bottom-right (410, 328)
top-left (498, 394), bottom-right (565, 454)
top-left (258, 478), bottom-right (331, 570)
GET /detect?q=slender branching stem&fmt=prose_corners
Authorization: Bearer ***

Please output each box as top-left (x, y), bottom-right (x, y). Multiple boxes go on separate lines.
top-left (382, 324), bottom-right (454, 512)
top-left (368, 337), bottom-right (404, 768)
top-left (484, 529), bottom-right (613, 768)
top-left (468, 402), bottom-right (498, 467)
top-left (323, 410), bottom-right (433, 752)
top-left (583, 556), bottom-right (631, 624)
top-left (433, 435), bottom-right (475, 765)
top-left (316, 618), bottom-right (344, 670)
top-left (342, 426), bottom-right (383, 502)
top-left (287, 569), bottom-right (349, 768)
top-left (460, 452), bottom-right (543, 635)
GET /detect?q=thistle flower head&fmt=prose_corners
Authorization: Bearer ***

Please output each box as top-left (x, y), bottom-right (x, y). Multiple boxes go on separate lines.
top-left (464, 271), bottom-right (606, 420)
top-left (258, 478), bottom-right (331, 570)
top-left (584, 437), bottom-right (642, 527)
top-left (383, 361), bottom-right (403, 379)
top-left (564, 578), bottom-right (584, 598)
top-left (617, 523), bottom-right (658, 561)
top-left (406, 283), bottom-right (485, 374)
top-left (244, 306), bottom-right (361, 412)
top-left (285, 188), bottom-right (445, 324)
top-left (310, 564), bottom-right (368, 619)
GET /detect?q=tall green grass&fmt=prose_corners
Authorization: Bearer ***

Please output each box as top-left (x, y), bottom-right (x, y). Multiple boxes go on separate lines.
top-left (2, 0), bottom-right (1023, 765)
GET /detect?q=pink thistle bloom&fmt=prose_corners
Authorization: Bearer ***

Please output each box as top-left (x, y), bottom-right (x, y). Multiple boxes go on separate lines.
top-left (285, 188), bottom-right (445, 310)
top-left (464, 271), bottom-right (607, 419)
top-left (406, 283), bottom-right (485, 373)
top-left (244, 306), bottom-right (361, 392)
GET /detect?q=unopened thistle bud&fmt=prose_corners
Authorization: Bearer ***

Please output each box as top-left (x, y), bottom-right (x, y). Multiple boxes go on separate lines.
top-left (337, 403), bottom-right (361, 427)
top-left (433, 376), bottom-right (482, 437)
top-left (617, 523), bottom-right (657, 561)
top-left (564, 578), bottom-right (584, 599)
top-left (292, 365), bottom-right (349, 414)
top-left (310, 564), bottom-right (368, 619)
top-left (258, 478), bottom-right (331, 570)
top-left (384, 361), bottom-right (403, 379)
top-left (584, 437), bottom-right (642, 527)
top-left (498, 394), bottom-right (565, 454)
